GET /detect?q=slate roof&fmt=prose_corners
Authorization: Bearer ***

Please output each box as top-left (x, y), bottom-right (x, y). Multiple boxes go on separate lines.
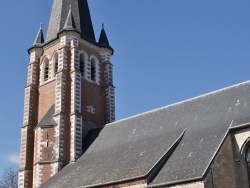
top-left (98, 24), bottom-right (110, 47)
top-left (41, 81), bottom-right (250, 188)
top-left (38, 105), bottom-right (57, 127)
top-left (46, 0), bottom-right (95, 42)
top-left (63, 6), bottom-right (77, 30)
top-left (33, 24), bottom-right (44, 45)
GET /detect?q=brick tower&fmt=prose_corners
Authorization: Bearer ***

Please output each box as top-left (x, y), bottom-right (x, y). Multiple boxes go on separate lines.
top-left (18, 1), bottom-right (114, 187)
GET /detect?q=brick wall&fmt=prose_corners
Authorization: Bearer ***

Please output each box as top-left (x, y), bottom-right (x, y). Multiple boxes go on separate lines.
top-left (38, 80), bottom-right (56, 122)
top-left (103, 178), bottom-right (147, 188)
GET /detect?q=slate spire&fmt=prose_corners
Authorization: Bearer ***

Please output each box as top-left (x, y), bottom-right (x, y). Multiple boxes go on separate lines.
top-left (46, 0), bottom-right (96, 42)
top-left (98, 23), bottom-right (110, 47)
top-left (33, 24), bottom-right (44, 45)
top-left (63, 5), bottom-right (76, 30)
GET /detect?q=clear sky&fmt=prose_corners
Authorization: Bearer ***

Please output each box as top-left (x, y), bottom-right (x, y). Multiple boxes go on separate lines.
top-left (0, 0), bottom-right (250, 176)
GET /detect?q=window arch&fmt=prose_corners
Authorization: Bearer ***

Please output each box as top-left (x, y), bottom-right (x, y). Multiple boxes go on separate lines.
top-left (90, 58), bottom-right (97, 82)
top-left (43, 57), bottom-right (49, 82)
top-left (53, 52), bottom-right (59, 76)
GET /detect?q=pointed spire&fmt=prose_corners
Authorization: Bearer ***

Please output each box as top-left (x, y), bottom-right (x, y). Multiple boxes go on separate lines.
top-left (63, 5), bottom-right (76, 30)
top-left (98, 23), bottom-right (110, 46)
top-left (46, 0), bottom-right (96, 42)
top-left (33, 24), bottom-right (44, 45)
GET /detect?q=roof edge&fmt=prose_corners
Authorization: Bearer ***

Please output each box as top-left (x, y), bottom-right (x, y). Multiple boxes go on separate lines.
top-left (110, 80), bottom-right (250, 126)
top-left (146, 177), bottom-right (204, 188)
top-left (147, 129), bottom-right (186, 184)
top-left (77, 176), bottom-right (146, 188)
top-left (201, 128), bottom-right (230, 185)
top-left (230, 122), bottom-right (250, 130)
top-left (147, 127), bottom-right (230, 187)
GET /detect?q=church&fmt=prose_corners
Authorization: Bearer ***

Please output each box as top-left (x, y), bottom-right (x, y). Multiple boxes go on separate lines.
top-left (18, 0), bottom-right (250, 188)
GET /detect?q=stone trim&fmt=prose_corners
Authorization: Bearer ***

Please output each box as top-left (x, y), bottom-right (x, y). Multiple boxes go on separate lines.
top-left (19, 49), bottom-right (41, 188)
top-left (70, 37), bottom-right (83, 161)
top-left (101, 51), bottom-right (115, 123)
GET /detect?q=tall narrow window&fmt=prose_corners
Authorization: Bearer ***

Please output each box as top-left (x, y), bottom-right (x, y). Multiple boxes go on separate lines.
top-left (44, 58), bottom-right (49, 82)
top-left (246, 145), bottom-right (250, 183)
top-left (80, 54), bottom-right (85, 77)
top-left (54, 52), bottom-right (58, 75)
top-left (91, 59), bottom-right (96, 81)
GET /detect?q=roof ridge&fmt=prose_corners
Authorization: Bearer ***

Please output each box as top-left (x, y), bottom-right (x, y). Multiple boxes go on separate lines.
top-left (109, 80), bottom-right (250, 125)
top-left (147, 129), bottom-right (186, 185)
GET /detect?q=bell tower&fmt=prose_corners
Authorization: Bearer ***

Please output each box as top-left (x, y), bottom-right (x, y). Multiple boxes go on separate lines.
top-left (18, 1), bottom-right (115, 187)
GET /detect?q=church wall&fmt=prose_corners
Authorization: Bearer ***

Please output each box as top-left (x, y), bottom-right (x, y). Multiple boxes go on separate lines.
top-left (166, 181), bottom-right (204, 188)
top-left (231, 127), bottom-right (250, 188)
top-left (81, 79), bottom-right (107, 128)
top-left (78, 41), bottom-right (110, 135)
top-left (204, 135), bottom-right (236, 188)
top-left (102, 178), bottom-right (147, 188)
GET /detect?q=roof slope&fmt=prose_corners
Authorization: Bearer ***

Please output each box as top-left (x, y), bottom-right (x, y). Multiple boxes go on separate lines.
top-left (41, 81), bottom-right (250, 188)
top-left (33, 24), bottom-right (44, 45)
top-left (46, 0), bottom-right (95, 42)
top-left (38, 105), bottom-right (57, 127)
top-left (98, 24), bottom-right (110, 47)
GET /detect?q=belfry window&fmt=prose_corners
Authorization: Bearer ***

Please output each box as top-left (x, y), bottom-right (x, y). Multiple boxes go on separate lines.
top-left (80, 54), bottom-right (85, 77)
top-left (246, 145), bottom-right (250, 183)
top-left (54, 52), bottom-right (59, 75)
top-left (91, 59), bottom-right (96, 81)
top-left (43, 58), bottom-right (49, 82)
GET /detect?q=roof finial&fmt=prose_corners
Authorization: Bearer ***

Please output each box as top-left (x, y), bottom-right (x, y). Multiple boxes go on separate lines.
top-left (40, 23), bottom-right (42, 29)
top-left (69, 4), bottom-right (72, 10)
top-left (102, 23), bottom-right (104, 30)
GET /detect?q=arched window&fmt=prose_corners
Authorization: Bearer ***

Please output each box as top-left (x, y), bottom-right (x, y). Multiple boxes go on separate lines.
top-left (43, 58), bottom-right (49, 82)
top-left (91, 59), bottom-right (96, 82)
top-left (53, 52), bottom-right (59, 75)
top-left (80, 54), bottom-right (85, 77)
top-left (246, 145), bottom-right (250, 183)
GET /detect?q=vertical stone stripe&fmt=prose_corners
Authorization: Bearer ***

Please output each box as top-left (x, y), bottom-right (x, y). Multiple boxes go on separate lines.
top-left (27, 64), bottom-right (33, 85)
top-left (49, 57), bottom-right (53, 80)
top-left (19, 50), bottom-right (41, 188)
top-left (55, 47), bottom-right (66, 114)
top-left (54, 40), bottom-right (68, 171)
top-left (105, 86), bottom-right (115, 122)
top-left (33, 164), bottom-right (41, 188)
top-left (75, 116), bottom-right (82, 157)
top-left (101, 51), bottom-right (115, 123)
top-left (70, 73), bottom-right (76, 113)
top-left (70, 37), bottom-right (82, 161)
top-left (18, 171), bottom-right (25, 188)
top-left (96, 61), bottom-right (101, 85)
top-left (75, 73), bottom-right (81, 112)
top-left (86, 59), bottom-right (91, 80)
top-left (23, 87), bottom-right (31, 126)
top-left (70, 115), bottom-right (76, 160)
top-left (19, 127), bottom-right (27, 168)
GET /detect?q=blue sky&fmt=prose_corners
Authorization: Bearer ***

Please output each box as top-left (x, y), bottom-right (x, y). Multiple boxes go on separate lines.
top-left (0, 0), bottom-right (250, 176)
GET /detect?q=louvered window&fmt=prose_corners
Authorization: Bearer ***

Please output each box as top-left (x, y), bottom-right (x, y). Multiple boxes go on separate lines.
top-left (43, 57), bottom-right (49, 82)
top-left (91, 59), bottom-right (96, 81)
top-left (80, 54), bottom-right (85, 77)
top-left (44, 62), bottom-right (49, 81)
top-left (54, 53), bottom-right (58, 74)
